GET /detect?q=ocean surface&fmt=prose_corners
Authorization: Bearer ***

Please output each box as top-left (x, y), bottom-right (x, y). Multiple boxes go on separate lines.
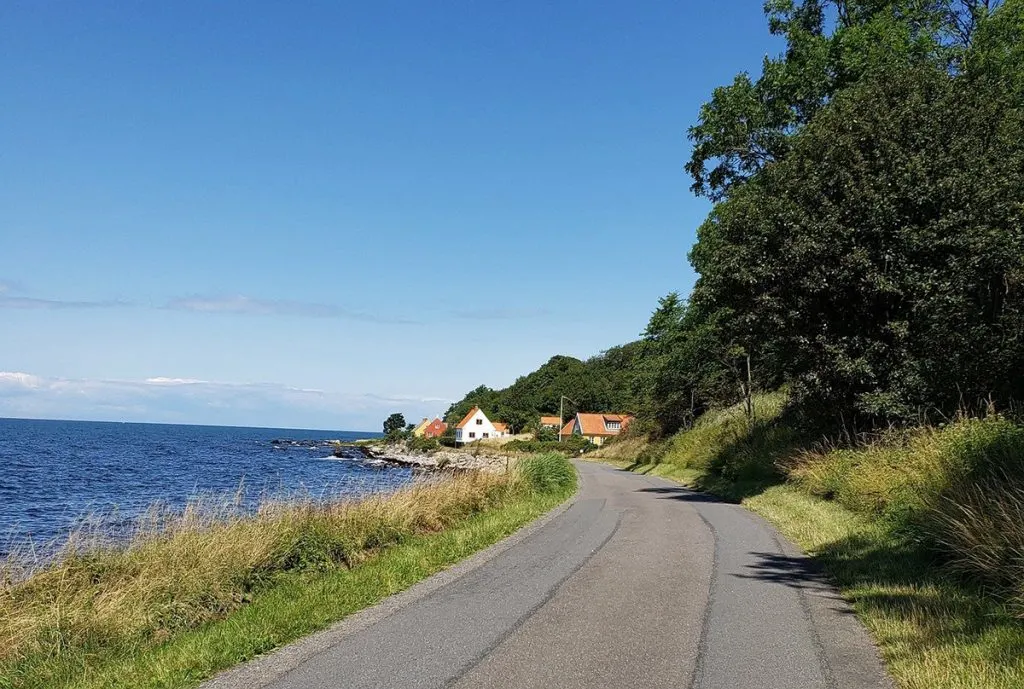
top-left (0, 418), bottom-right (408, 558)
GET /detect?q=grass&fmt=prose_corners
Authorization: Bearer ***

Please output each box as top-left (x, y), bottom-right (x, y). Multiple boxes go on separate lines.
top-left (601, 394), bottom-right (1024, 689)
top-left (0, 453), bottom-right (576, 689)
top-left (748, 487), bottom-right (1024, 689)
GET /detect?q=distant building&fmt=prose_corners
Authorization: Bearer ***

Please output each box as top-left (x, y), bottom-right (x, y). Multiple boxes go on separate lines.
top-left (539, 416), bottom-right (562, 429)
top-left (422, 418), bottom-right (447, 439)
top-left (411, 418), bottom-right (432, 437)
top-left (559, 413), bottom-right (633, 446)
top-left (454, 407), bottom-right (507, 444)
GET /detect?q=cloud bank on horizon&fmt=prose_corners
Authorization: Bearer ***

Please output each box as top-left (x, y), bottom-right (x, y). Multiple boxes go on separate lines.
top-left (0, 371), bottom-right (450, 431)
top-left (0, 282), bottom-right (554, 324)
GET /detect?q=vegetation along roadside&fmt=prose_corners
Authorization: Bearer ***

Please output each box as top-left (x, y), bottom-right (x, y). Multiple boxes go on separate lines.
top-left (590, 393), bottom-right (1024, 689)
top-left (0, 453), bottom-right (576, 689)
top-left (440, 4), bottom-right (1024, 686)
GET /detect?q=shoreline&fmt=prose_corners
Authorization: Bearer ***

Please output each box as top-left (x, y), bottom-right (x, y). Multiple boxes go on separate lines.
top-left (354, 442), bottom-right (514, 473)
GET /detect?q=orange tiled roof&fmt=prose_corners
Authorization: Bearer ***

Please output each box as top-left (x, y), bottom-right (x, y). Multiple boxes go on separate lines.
top-left (575, 413), bottom-right (633, 437)
top-left (560, 419), bottom-right (576, 437)
top-left (540, 416), bottom-right (561, 426)
top-left (455, 406), bottom-right (481, 429)
top-left (492, 422), bottom-right (509, 432)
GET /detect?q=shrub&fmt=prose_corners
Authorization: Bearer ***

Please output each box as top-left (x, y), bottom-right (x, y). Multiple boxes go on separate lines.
top-left (535, 427), bottom-right (558, 442)
top-left (407, 436), bottom-right (440, 453)
top-left (503, 436), bottom-right (596, 456)
top-left (791, 416), bottom-right (1024, 525)
top-left (515, 453), bottom-right (576, 494)
top-left (789, 414), bottom-right (1024, 611)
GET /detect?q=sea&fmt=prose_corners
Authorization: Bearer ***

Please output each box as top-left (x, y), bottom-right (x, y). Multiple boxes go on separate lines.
top-left (0, 417), bottom-right (412, 559)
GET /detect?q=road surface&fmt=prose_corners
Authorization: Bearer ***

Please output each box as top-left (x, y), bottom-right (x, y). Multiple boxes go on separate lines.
top-left (205, 461), bottom-right (892, 689)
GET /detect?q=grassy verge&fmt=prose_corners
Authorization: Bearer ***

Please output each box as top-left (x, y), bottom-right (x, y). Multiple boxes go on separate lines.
top-left (597, 396), bottom-right (1024, 689)
top-left (0, 454), bottom-right (576, 689)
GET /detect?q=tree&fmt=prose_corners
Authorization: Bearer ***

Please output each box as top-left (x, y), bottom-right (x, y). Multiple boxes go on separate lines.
top-left (383, 413), bottom-right (407, 437)
top-left (688, 4), bottom-right (1024, 422)
top-left (685, 0), bottom-right (1003, 202)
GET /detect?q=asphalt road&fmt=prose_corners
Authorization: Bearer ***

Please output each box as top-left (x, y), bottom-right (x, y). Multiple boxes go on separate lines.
top-left (205, 461), bottom-right (893, 689)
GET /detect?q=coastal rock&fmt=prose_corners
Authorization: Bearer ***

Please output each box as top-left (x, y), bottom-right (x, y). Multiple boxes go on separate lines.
top-left (361, 443), bottom-right (512, 473)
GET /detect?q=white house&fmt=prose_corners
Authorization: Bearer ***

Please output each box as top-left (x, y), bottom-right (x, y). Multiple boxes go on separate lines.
top-left (454, 406), bottom-right (507, 444)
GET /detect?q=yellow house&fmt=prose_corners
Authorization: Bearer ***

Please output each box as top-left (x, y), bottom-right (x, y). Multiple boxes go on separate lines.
top-left (559, 413), bottom-right (634, 446)
top-left (411, 418), bottom-right (431, 437)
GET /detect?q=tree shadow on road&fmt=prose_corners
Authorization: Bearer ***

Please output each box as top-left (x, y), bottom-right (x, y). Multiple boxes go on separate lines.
top-left (635, 482), bottom-right (1024, 674)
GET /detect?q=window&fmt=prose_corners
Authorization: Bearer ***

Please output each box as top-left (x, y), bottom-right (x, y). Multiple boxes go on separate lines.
top-left (469, 432), bottom-right (476, 439)
top-left (476, 419), bottom-right (483, 425)
top-left (483, 433), bottom-right (489, 438)
top-left (605, 421), bottom-right (621, 431)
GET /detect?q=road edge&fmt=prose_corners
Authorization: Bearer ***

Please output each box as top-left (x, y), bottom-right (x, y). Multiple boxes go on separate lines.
top-left (201, 469), bottom-right (585, 689)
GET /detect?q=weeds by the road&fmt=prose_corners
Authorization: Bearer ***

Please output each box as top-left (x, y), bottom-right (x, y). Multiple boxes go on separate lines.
top-left (0, 453), bottom-right (576, 689)
top-left (596, 395), bottom-right (1024, 689)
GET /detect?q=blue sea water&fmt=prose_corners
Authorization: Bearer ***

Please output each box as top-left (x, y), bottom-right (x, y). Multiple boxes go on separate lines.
top-left (0, 418), bottom-right (409, 557)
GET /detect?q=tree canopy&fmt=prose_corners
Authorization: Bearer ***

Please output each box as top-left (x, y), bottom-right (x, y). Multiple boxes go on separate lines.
top-left (451, 0), bottom-right (1023, 437)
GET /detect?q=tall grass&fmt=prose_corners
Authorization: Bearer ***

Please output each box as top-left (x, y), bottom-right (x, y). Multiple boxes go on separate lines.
top-left (624, 391), bottom-right (802, 499)
top-left (606, 393), bottom-right (1024, 687)
top-left (0, 454), bottom-right (575, 688)
top-left (789, 416), bottom-right (1024, 613)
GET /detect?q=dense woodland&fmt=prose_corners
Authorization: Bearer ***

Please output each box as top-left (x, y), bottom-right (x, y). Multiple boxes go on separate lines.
top-left (450, 0), bottom-right (1024, 438)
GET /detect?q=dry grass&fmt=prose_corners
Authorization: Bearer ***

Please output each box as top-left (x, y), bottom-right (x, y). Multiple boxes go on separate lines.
top-left (0, 458), bottom-right (575, 687)
top-left (608, 396), bottom-right (1024, 687)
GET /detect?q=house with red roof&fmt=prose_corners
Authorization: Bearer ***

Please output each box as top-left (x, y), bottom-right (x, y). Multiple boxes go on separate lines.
top-left (539, 415), bottom-right (562, 429)
top-left (454, 407), bottom-right (508, 444)
top-left (559, 412), bottom-right (633, 446)
top-left (415, 415), bottom-right (448, 438)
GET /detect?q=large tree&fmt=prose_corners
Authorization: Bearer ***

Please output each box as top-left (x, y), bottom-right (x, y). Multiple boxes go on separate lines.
top-left (688, 0), bottom-right (1024, 421)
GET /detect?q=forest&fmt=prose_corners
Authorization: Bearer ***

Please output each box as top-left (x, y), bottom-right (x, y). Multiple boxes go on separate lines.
top-left (451, 0), bottom-right (1024, 440)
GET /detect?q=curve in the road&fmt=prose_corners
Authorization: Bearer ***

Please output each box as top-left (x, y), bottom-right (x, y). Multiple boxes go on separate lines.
top-left (203, 461), bottom-right (893, 689)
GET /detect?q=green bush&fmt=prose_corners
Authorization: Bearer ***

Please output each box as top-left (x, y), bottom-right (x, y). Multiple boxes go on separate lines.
top-left (503, 435), bottom-right (596, 456)
top-left (790, 415), bottom-right (1024, 611)
top-left (407, 435), bottom-right (440, 453)
top-left (515, 453), bottom-right (577, 494)
top-left (535, 427), bottom-right (558, 442)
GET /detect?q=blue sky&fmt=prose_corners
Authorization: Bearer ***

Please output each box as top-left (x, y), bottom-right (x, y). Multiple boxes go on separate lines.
top-left (1, 1), bottom-right (777, 431)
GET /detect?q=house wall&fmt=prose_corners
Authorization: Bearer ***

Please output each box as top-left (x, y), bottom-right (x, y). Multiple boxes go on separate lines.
top-left (423, 420), bottom-right (447, 438)
top-left (455, 409), bottom-right (498, 443)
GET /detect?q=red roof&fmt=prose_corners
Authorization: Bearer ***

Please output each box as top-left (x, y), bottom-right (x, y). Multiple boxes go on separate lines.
top-left (574, 413), bottom-right (633, 437)
top-left (493, 422), bottom-right (509, 432)
top-left (559, 419), bottom-right (576, 437)
top-left (423, 419), bottom-right (447, 438)
top-left (540, 416), bottom-right (561, 426)
top-left (456, 406), bottom-right (481, 429)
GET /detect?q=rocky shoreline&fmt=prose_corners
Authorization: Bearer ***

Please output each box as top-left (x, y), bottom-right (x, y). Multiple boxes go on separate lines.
top-left (351, 442), bottom-right (513, 473)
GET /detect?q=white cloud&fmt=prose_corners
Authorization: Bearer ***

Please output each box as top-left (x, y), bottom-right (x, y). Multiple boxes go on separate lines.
top-left (144, 377), bottom-right (207, 386)
top-left (0, 371), bottom-right (45, 389)
top-left (0, 372), bottom-right (450, 431)
top-left (452, 307), bottom-right (552, 321)
top-left (165, 295), bottom-right (415, 324)
top-left (0, 296), bottom-right (130, 310)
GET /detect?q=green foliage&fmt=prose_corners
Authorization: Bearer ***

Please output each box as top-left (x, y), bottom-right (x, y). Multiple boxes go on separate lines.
top-left (635, 391), bottom-right (803, 499)
top-left (438, 425), bottom-right (457, 448)
top-left (515, 453), bottom-right (577, 494)
top-left (407, 435), bottom-right (440, 453)
top-left (792, 416), bottom-right (1024, 523)
top-left (503, 435), bottom-right (596, 456)
top-left (382, 413), bottom-right (407, 437)
top-left (446, 351), bottom-right (642, 431)
top-left (676, 0), bottom-right (1024, 427)
top-left (534, 426), bottom-right (558, 443)
top-left (787, 414), bottom-right (1024, 614)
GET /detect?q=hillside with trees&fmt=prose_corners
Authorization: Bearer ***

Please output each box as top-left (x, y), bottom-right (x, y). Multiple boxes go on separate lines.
top-left (459, 0), bottom-right (1023, 443)
top-left (447, 3), bottom-right (1024, 685)
top-left (444, 346), bottom-right (644, 433)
